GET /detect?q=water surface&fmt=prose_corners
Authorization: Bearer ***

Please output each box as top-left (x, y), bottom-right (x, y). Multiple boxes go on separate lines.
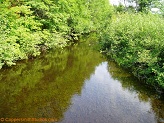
top-left (0, 35), bottom-right (163, 123)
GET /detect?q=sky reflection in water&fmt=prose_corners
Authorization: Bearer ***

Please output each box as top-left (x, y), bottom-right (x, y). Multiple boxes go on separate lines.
top-left (0, 38), bottom-right (163, 123)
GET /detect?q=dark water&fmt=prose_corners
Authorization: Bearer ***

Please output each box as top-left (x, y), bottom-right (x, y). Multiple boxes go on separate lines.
top-left (0, 35), bottom-right (163, 123)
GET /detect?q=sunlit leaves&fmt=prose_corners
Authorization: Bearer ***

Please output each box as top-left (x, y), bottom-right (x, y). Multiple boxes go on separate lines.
top-left (100, 13), bottom-right (164, 88)
top-left (0, 0), bottom-right (113, 69)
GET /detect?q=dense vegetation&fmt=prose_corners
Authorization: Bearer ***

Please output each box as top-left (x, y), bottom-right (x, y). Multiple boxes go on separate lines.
top-left (0, 0), bottom-right (112, 69)
top-left (0, 0), bottom-right (164, 89)
top-left (100, 12), bottom-right (164, 89)
top-left (0, 35), bottom-right (104, 120)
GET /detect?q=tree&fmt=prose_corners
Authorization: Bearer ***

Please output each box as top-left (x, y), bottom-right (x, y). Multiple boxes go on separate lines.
top-left (138, 0), bottom-right (153, 12)
top-left (127, 0), bottom-right (159, 12)
top-left (152, 0), bottom-right (164, 17)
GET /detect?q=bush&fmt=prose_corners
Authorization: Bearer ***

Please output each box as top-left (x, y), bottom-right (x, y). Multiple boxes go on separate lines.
top-left (0, 0), bottom-right (113, 69)
top-left (100, 13), bottom-right (164, 89)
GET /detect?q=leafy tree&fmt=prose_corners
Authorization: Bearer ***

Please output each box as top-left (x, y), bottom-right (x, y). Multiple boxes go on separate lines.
top-left (0, 0), bottom-right (113, 69)
top-left (137, 0), bottom-right (153, 12)
top-left (126, 0), bottom-right (160, 12)
top-left (152, 0), bottom-right (164, 16)
top-left (114, 4), bottom-right (126, 13)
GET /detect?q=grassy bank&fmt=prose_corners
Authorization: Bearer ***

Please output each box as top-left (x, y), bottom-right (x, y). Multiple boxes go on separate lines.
top-left (100, 13), bottom-right (164, 89)
top-left (0, 0), bottom-right (113, 69)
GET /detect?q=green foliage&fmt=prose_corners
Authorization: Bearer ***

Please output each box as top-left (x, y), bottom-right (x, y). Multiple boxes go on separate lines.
top-left (89, 0), bottom-right (113, 31)
top-left (119, 0), bottom-right (162, 14)
top-left (0, 35), bottom-right (104, 119)
top-left (152, 0), bottom-right (164, 17)
top-left (100, 13), bottom-right (164, 89)
top-left (126, 0), bottom-right (156, 12)
top-left (113, 4), bottom-right (136, 14)
top-left (113, 4), bottom-right (126, 13)
top-left (0, 0), bottom-right (113, 69)
top-left (137, 0), bottom-right (153, 12)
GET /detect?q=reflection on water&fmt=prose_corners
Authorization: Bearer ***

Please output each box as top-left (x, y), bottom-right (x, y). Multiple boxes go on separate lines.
top-left (60, 62), bottom-right (164, 123)
top-left (0, 34), bottom-right (163, 123)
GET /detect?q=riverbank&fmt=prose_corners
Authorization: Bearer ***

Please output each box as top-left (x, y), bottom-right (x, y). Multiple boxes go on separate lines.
top-left (0, 0), bottom-right (112, 69)
top-left (0, 1), bottom-right (163, 91)
top-left (99, 13), bottom-right (164, 90)
top-left (0, 35), bottom-right (163, 122)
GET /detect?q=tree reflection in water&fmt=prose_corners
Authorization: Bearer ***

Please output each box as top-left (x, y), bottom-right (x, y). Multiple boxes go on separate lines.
top-left (108, 60), bottom-right (164, 123)
top-left (0, 34), bottom-right (163, 123)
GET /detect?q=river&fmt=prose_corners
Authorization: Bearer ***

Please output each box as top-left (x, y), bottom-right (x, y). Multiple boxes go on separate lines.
top-left (0, 35), bottom-right (163, 123)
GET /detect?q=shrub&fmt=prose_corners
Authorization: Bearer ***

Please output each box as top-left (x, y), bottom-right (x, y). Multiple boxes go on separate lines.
top-left (0, 0), bottom-right (113, 69)
top-left (100, 13), bottom-right (164, 89)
